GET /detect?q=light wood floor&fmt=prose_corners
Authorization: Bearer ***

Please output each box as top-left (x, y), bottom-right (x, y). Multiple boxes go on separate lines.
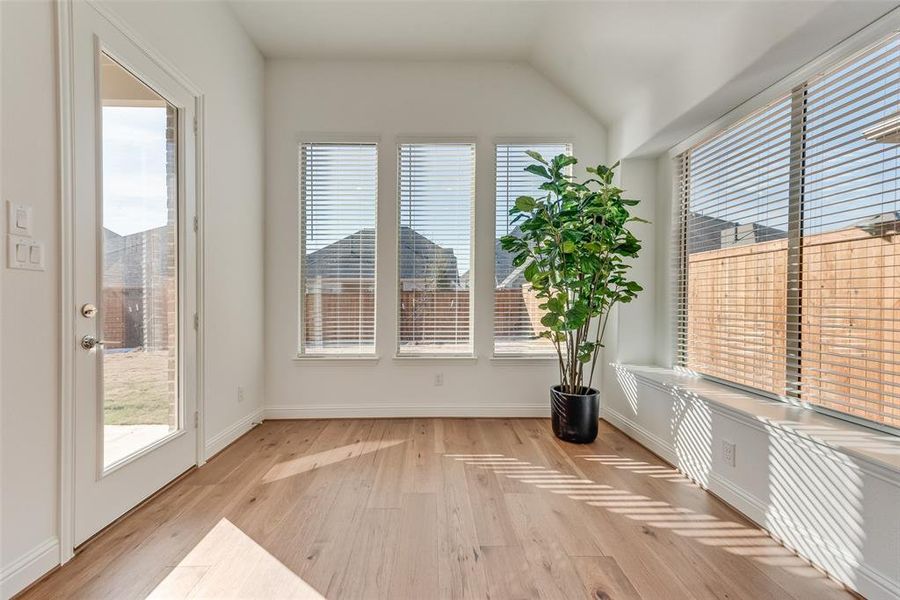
top-left (21, 419), bottom-right (853, 599)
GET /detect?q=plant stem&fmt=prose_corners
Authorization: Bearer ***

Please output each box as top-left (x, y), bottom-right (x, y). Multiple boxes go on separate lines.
top-left (587, 298), bottom-right (616, 390)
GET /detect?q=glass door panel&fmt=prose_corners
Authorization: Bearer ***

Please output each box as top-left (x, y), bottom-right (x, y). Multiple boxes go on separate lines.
top-left (99, 53), bottom-right (179, 468)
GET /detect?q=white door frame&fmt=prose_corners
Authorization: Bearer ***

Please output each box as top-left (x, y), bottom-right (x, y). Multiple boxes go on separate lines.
top-left (56, 0), bottom-right (207, 563)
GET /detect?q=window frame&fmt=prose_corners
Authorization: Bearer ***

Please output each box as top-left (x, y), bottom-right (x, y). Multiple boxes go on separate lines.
top-left (492, 139), bottom-right (574, 358)
top-left (673, 32), bottom-right (900, 436)
top-left (394, 138), bottom-right (477, 359)
top-left (297, 135), bottom-right (381, 359)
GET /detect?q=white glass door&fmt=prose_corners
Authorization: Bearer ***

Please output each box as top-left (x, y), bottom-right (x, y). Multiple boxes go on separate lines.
top-left (71, 2), bottom-right (198, 546)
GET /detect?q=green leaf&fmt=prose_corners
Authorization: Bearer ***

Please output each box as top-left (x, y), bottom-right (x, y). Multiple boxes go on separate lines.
top-left (565, 304), bottom-right (589, 326)
top-left (546, 296), bottom-right (564, 313)
top-left (555, 155), bottom-right (577, 170)
top-left (525, 164), bottom-right (552, 179)
top-left (561, 240), bottom-right (576, 253)
top-left (511, 252), bottom-right (529, 267)
top-left (525, 150), bottom-right (548, 165)
top-left (540, 313), bottom-right (560, 328)
top-left (514, 196), bottom-right (537, 212)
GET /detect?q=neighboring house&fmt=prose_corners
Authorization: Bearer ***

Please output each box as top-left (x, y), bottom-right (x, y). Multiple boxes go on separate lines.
top-left (304, 226), bottom-right (461, 290)
top-left (689, 210), bottom-right (900, 256)
top-left (103, 226), bottom-right (174, 351)
top-left (302, 226), bottom-right (466, 347)
top-left (854, 210), bottom-right (900, 236)
top-left (495, 226), bottom-right (526, 289)
top-left (688, 212), bottom-right (786, 254)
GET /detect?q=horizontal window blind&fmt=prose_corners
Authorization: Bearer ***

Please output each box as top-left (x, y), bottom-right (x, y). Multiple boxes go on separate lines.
top-left (799, 34), bottom-right (900, 427)
top-left (494, 143), bottom-right (571, 355)
top-left (677, 95), bottom-right (792, 396)
top-left (676, 31), bottom-right (900, 430)
top-left (299, 143), bottom-right (377, 355)
top-left (398, 143), bottom-right (475, 355)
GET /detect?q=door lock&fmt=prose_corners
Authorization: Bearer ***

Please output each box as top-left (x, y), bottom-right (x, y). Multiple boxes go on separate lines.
top-left (80, 335), bottom-right (109, 351)
top-left (81, 303), bottom-right (98, 318)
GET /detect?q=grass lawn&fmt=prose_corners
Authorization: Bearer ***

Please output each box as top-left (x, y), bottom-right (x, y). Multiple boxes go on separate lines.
top-left (103, 350), bottom-right (174, 426)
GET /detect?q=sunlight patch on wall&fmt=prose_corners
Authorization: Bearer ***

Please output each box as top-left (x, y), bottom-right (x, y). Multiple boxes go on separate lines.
top-left (763, 418), bottom-right (865, 588)
top-left (671, 387), bottom-right (712, 487)
top-left (614, 364), bottom-right (640, 414)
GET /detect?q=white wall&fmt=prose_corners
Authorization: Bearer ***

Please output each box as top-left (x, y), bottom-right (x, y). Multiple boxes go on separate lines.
top-left (599, 158), bottom-right (659, 418)
top-left (264, 60), bottom-right (607, 416)
top-left (0, 1), bottom-right (265, 596)
top-left (1, 2), bottom-right (62, 593)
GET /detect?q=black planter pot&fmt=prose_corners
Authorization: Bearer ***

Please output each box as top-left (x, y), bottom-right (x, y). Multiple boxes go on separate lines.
top-left (550, 385), bottom-right (600, 444)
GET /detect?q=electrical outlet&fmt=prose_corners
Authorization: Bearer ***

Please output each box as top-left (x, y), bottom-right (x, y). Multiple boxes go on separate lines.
top-left (434, 373), bottom-right (444, 387)
top-left (722, 440), bottom-right (736, 467)
top-left (238, 386), bottom-right (245, 403)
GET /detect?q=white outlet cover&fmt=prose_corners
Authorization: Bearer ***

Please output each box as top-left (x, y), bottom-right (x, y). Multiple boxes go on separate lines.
top-left (722, 440), bottom-right (736, 467)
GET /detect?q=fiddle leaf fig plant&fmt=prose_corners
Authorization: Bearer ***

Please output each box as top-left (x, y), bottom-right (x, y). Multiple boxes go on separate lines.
top-left (500, 152), bottom-right (645, 395)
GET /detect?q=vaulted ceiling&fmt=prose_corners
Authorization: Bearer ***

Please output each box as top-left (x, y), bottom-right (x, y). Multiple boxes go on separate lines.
top-left (228, 0), bottom-right (898, 156)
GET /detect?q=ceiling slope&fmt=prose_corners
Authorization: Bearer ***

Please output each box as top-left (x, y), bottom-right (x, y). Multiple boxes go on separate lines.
top-left (228, 0), bottom-right (898, 156)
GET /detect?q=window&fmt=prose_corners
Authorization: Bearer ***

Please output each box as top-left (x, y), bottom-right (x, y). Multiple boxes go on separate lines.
top-left (299, 143), bottom-right (377, 355)
top-left (676, 32), bottom-right (900, 430)
top-left (494, 143), bottom-right (572, 355)
top-left (397, 143), bottom-right (475, 355)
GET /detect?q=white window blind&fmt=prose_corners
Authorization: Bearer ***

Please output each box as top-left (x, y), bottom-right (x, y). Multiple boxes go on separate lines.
top-left (397, 143), bottom-right (475, 355)
top-left (494, 143), bottom-right (572, 355)
top-left (677, 32), bottom-right (900, 430)
top-left (676, 97), bottom-right (792, 396)
top-left (799, 33), bottom-right (900, 428)
top-left (299, 143), bottom-right (377, 355)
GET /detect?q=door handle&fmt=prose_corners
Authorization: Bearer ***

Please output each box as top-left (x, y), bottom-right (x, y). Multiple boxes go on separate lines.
top-left (80, 335), bottom-right (112, 351)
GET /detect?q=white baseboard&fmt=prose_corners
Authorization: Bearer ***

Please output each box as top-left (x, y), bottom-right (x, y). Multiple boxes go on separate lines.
top-left (204, 408), bottom-right (264, 460)
top-left (264, 403), bottom-right (551, 419)
top-left (602, 406), bottom-right (900, 600)
top-left (601, 406), bottom-right (677, 464)
top-left (0, 537), bottom-right (59, 600)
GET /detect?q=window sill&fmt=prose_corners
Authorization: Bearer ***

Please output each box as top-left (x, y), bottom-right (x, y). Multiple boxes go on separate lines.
top-left (392, 354), bottom-right (478, 362)
top-left (490, 355), bottom-right (558, 364)
top-left (613, 363), bottom-right (900, 477)
top-left (293, 355), bottom-right (380, 364)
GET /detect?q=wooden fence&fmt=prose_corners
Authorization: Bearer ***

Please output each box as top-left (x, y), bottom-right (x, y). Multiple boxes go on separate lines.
top-left (303, 287), bottom-right (547, 349)
top-left (687, 227), bottom-right (900, 427)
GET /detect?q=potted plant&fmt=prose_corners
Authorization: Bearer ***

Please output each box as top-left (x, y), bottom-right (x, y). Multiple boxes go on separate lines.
top-left (500, 152), bottom-right (644, 443)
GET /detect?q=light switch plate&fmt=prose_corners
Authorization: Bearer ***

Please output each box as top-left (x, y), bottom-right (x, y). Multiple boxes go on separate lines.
top-left (7, 235), bottom-right (44, 271)
top-left (7, 202), bottom-right (33, 237)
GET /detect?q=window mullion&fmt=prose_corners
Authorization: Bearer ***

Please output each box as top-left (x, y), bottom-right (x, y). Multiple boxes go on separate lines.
top-left (674, 151), bottom-right (690, 368)
top-left (785, 84), bottom-right (808, 399)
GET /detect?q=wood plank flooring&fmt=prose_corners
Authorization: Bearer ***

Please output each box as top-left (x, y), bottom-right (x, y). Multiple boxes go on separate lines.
top-left (19, 419), bottom-right (853, 599)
